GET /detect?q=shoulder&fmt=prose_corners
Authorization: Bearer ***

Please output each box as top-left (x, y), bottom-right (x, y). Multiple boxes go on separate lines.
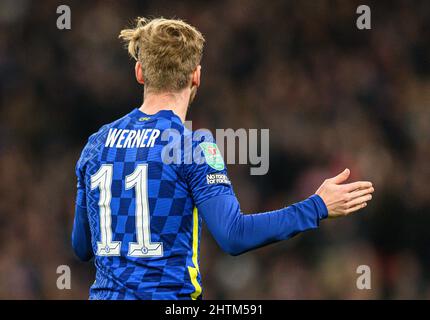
top-left (88, 112), bottom-right (132, 143)
top-left (76, 112), bottom-right (132, 171)
top-left (189, 127), bottom-right (217, 157)
top-left (181, 127), bottom-right (224, 172)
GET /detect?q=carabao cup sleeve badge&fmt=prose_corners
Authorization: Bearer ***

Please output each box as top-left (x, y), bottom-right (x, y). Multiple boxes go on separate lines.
top-left (199, 142), bottom-right (225, 170)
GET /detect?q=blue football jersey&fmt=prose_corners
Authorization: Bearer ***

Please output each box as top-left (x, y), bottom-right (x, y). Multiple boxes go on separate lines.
top-left (75, 108), bottom-right (234, 300)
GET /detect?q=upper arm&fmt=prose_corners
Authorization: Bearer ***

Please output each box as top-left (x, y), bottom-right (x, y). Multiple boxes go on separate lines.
top-left (181, 132), bottom-right (245, 255)
top-left (182, 130), bottom-right (235, 206)
top-left (197, 194), bottom-right (244, 255)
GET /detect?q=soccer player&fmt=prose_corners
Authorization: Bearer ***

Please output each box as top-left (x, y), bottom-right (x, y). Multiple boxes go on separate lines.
top-left (72, 17), bottom-right (374, 300)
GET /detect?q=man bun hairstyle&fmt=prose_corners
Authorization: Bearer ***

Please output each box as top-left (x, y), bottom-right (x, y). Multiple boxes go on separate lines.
top-left (119, 17), bottom-right (205, 92)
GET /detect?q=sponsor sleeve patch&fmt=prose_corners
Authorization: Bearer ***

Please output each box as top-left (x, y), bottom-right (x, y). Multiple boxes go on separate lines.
top-left (206, 173), bottom-right (231, 185)
top-left (199, 142), bottom-right (225, 170)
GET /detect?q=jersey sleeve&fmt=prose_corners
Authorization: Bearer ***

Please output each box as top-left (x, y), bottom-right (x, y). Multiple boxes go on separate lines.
top-left (180, 130), bottom-right (328, 257)
top-left (72, 148), bottom-right (94, 261)
top-left (75, 159), bottom-right (87, 208)
top-left (181, 130), bottom-right (235, 206)
top-left (198, 194), bottom-right (328, 256)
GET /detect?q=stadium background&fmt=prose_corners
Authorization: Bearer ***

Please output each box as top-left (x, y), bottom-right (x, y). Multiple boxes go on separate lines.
top-left (0, 0), bottom-right (429, 299)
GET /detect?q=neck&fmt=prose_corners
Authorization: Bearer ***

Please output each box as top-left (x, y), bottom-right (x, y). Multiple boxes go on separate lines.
top-left (139, 88), bottom-right (190, 123)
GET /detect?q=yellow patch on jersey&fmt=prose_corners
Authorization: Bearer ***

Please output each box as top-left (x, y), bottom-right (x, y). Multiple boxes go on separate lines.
top-left (188, 207), bottom-right (202, 300)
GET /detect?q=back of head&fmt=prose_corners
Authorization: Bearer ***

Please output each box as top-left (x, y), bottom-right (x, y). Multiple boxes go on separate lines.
top-left (119, 17), bottom-right (205, 93)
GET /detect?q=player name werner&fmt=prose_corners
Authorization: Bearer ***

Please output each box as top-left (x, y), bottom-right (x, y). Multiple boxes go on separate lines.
top-left (105, 128), bottom-right (161, 148)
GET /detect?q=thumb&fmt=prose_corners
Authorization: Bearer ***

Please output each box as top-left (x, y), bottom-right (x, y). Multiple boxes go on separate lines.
top-left (330, 168), bottom-right (350, 184)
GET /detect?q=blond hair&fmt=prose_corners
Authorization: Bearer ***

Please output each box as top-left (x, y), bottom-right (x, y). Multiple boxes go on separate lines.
top-left (119, 17), bottom-right (205, 92)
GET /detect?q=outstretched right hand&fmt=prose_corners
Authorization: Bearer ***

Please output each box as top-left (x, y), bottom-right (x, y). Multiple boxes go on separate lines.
top-left (315, 168), bottom-right (374, 218)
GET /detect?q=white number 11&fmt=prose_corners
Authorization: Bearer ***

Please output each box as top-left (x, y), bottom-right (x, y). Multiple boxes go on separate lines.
top-left (90, 164), bottom-right (163, 257)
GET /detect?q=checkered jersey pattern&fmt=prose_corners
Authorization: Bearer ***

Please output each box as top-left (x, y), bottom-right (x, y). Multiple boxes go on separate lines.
top-left (75, 108), bottom-right (234, 300)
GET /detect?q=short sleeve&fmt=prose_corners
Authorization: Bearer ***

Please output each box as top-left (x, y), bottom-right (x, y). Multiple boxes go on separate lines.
top-left (182, 130), bottom-right (235, 206)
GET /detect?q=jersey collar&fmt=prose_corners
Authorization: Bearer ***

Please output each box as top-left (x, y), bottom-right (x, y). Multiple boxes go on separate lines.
top-left (130, 108), bottom-right (183, 124)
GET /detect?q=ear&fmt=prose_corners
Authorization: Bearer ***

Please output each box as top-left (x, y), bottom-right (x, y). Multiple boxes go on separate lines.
top-left (191, 65), bottom-right (201, 88)
top-left (135, 62), bottom-right (145, 85)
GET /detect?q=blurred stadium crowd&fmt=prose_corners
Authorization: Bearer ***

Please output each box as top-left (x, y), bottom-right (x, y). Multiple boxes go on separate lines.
top-left (0, 0), bottom-right (429, 299)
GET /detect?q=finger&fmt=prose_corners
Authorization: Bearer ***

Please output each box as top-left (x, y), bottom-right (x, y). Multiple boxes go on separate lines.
top-left (343, 181), bottom-right (373, 192)
top-left (345, 194), bottom-right (372, 209)
top-left (329, 168), bottom-right (350, 184)
top-left (348, 187), bottom-right (374, 200)
top-left (344, 202), bottom-right (367, 215)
